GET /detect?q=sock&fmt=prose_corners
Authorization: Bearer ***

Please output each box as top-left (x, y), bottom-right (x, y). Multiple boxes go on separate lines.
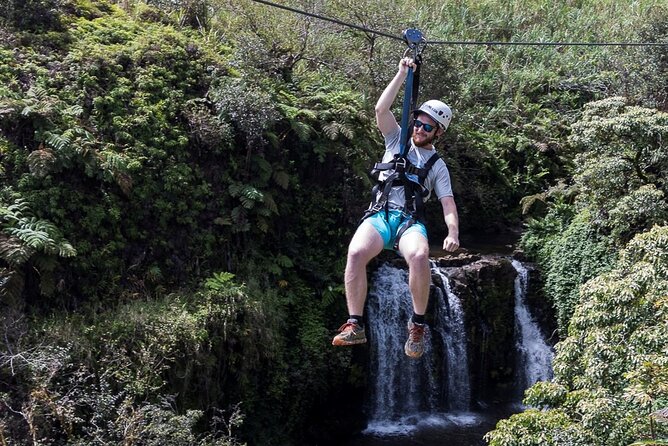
top-left (411, 313), bottom-right (425, 325)
top-left (349, 315), bottom-right (364, 328)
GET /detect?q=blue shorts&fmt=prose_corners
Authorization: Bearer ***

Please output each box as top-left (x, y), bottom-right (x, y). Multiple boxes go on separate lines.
top-left (365, 209), bottom-right (428, 250)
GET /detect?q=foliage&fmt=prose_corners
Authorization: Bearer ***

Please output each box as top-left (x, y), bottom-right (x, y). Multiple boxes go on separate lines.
top-left (570, 97), bottom-right (668, 243)
top-left (0, 193), bottom-right (76, 304)
top-left (2, 0), bottom-right (668, 444)
top-left (488, 225), bottom-right (668, 446)
top-left (521, 98), bottom-right (668, 333)
top-left (0, 274), bottom-right (264, 444)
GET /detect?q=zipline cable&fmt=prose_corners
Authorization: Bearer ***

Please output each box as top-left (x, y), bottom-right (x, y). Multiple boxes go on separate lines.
top-left (427, 39), bottom-right (667, 47)
top-left (248, 0), bottom-right (403, 42)
top-left (248, 0), bottom-right (668, 48)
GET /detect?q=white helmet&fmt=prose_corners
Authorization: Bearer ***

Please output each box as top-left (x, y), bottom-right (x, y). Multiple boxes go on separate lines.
top-left (413, 100), bottom-right (452, 131)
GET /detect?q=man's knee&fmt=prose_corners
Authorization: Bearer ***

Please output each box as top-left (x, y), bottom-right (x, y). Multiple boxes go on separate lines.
top-left (347, 243), bottom-right (374, 266)
top-left (399, 233), bottom-right (429, 264)
top-left (404, 246), bottom-right (429, 266)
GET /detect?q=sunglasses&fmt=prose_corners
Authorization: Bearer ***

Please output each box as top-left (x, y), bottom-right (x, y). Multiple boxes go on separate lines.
top-left (414, 119), bottom-right (436, 133)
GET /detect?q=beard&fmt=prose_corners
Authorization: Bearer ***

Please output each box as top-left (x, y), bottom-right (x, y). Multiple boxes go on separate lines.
top-left (412, 131), bottom-right (437, 148)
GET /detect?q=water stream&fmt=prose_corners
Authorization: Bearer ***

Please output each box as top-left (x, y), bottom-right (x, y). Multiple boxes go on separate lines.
top-left (512, 260), bottom-right (554, 392)
top-left (348, 258), bottom-right (553, 445)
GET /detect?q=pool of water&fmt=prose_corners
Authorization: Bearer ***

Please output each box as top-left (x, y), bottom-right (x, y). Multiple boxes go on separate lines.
top-left (345, 408), bottom-right (519, 446)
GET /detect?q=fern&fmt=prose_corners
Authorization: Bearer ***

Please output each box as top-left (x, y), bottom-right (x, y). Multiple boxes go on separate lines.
top-left (339, 123), bottom-right (354, 140)
top-left (58, 242), bottom-right (77, 258)
top-left (63, 104), bottom-right (84, 117)
top-left (272, 170), bottom-right (290, 190)
top-left (0, 200), bottom-right (76, 261)
top-left (0, 197), bottom-right (77, 301)
top-left (322, 122), bottom-right (339, 140)
top-left (0, 234), bottom-right (35, 267)
top-left (263, 193), bottom-right (278, 214)
top-left (45, 131), bottom-right (73, 152)
top-left (231, 185), bottom-right (263, 209)
top-left (4, 198), bottom-right (30, 219)
top-left (291, 121), bottom-right (312, 142)
top-left (21, 85), bottom-right (58, 117)
top-left (8, 224), bottom-right (58, 254)
top-left (0, 267), bottom-right (25, 303)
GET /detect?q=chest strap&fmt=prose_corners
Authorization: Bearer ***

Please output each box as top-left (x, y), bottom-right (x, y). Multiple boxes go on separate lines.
top-left (360, 152), bottom-right (440, 227)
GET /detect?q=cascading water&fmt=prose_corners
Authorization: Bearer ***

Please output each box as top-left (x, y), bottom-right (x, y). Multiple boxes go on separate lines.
top-left (511, 260), bottom-right (553, 391)
top-left (431, 264), bottom-right (470, 411)
top-left (354, 257), bottom-right (555, 444)
top-left (364, 262), bottom-right (471, 433)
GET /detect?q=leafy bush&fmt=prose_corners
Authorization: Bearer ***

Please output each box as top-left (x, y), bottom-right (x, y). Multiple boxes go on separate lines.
top-left (521, 98), bottom-right (668, 333)
top-left (0, 274), bottom-right (264, 444)
top-left (488, 225), bottom-right (668, 446)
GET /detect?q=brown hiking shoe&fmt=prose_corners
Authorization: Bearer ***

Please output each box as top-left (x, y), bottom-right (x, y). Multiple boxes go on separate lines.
top-left (332, 319), bottom-right (367, 346)
top-left (404, 320), bottom-right (426, 358)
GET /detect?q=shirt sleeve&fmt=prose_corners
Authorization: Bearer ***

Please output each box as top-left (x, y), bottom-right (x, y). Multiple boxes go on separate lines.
top-left (382, 126), bottom-right (402, 161)
top-left (432, 160), bottom-right (454, 199)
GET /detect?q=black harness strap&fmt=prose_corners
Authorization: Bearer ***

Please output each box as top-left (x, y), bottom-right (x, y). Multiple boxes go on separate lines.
top-left (360, 152), bottom-right (441, 249)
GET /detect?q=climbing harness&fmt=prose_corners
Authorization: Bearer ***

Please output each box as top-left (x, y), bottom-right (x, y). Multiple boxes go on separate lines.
top-left (360, 28), bottom-right (439, 250)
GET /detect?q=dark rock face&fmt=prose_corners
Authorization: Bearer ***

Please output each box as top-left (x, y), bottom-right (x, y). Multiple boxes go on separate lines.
top-left (442, 257), bottom-right (518, 406)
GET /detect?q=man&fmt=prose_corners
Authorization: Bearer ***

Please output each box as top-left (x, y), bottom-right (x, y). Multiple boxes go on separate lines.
top-left (332, 57), bottom-right (460, 358)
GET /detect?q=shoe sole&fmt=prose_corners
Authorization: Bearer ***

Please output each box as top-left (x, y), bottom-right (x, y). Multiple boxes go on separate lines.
top-left (404, 349), bottom-right (424, 358)
top-left (404, 342), bottom-right (424, 358)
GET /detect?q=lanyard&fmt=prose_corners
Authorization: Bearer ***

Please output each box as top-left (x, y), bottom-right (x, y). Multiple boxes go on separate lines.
top-left (398, 28), bottom-right (426, 157)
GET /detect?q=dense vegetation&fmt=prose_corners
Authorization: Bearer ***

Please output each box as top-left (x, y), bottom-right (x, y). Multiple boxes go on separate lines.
top-left (0, 0), bottom-right (667, 444)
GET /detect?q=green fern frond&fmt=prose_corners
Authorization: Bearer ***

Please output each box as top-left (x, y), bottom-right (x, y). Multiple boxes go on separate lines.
top-left (8, 226), bottom-right (57, 254)
top-left (239, 186), bottom-right (263, 209)
top-left (0, 267), bottom-right (25, 302)
top-left (5, 198), bottom-right (30, 218)
top-left (265, 131), bottom-right (280, 149)
top-left (228, 183), bottom-right (243, 197)
top-left (100, 150), bottom-right (128, 172)
top-left (275, 254), bottom-right (293, 268)
top-left (27, 85), bottom-right (50, 101)
top-left (340, 124), bottom-right (355, 140)
top-left (272, 170), bottom-right (290, 190)
top-left (322, 122), bottom-right (339, 140)
top-left (291, 121), bottom-right (312, 142)
top-left (64, 104), bottom-right (84, 117)
top-left (21, 86), bottom-right (59, 117)
top-left (58, 242), bottom-right (77, 258)
top-left (0, 234), bottom-right (35, 266)
top-left (254, 156), bottom-right (272, 174)
top-left (263, 193), bottom-right (278, 214)
top-left (45, 131), bottom-right (73, 152)
top-left (256, 217), bottom-right (269, 233)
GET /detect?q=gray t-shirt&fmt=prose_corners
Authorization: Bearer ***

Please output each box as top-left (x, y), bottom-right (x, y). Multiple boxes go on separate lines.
top-left (378, 127), bottom-right (453, 209)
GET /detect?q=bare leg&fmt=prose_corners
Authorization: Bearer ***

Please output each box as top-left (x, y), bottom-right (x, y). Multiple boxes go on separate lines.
top-left (344, 222), bottom-right (384, 315)
top-left (398, 231), bottom-right (431, 315)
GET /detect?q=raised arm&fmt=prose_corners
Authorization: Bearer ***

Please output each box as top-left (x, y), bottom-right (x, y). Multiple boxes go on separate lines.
top-left (375, 57), bottom-right (416, 137)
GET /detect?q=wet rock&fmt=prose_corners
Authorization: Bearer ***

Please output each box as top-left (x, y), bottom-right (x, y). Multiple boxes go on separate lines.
top-left (435, 252), bottom-right (482, 267)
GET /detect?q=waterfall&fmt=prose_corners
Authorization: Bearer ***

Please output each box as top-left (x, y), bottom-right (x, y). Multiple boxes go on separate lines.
top-left (365, 262), bottom-right (471, 431)
top-left (511, 260), bottom-right (553, 391)
top-left (431, 265), bottom-right (470, 411)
